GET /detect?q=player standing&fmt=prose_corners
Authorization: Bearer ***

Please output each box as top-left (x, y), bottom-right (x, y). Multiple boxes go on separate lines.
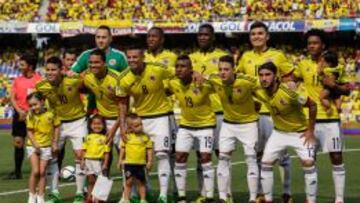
top-left (117, 46), bottom-right (174, 203)
top-left (295, 29), bottom-right (350, 203)
top-left (168, 55), bottom-right (216, 203)
top-left (256, 62), bottom-right (318, 203)
top-left (237, 21), bottom-right (294, 202)
top-left (36, 56), bottom-right (87, 203)
top-left (209, 55), bottom-right (260, 203)
top-left (189, 24), bottom-right (228, 202)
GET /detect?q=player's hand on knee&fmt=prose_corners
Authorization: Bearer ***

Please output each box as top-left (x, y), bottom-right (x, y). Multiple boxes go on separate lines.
top-left (301, 129), bottom-right (316, 147)
top-left (101, 165), bottom-right (109, 177)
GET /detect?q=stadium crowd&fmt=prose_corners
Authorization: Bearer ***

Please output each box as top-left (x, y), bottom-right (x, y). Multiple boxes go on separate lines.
top-left (44, 0), bottom-right (360, 22)
top-left (0, 0), bottom-right (41, 21)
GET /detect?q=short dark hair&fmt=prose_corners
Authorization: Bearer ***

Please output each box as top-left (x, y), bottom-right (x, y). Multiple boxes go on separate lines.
top-left (27, 91), bottom-right (45, 102)
top-left (199, 23), bottom-right (215, 34)
top-left (250, 21), bottom-right (268, 33)
top-left (90, 49), bottom-right (106, 62)
top-left (63, 49), bottom-right (77, 58)
top-left (126, 113), bottom-right (140, 120)
top-left (219, 55), bottom-right (235, 68)
top-left (148, 26), bottom-right (164, 38)
top-left (305, 29), bottom-right (327, 46)
top-left (20, 54), bottom-right (37, 70)
top-left (322, 51), bottom-right (338, 67)
top-left (88, 114), bottom-right (107, 135)
top-left (176, 54), bottom-right (191, 62)
top-left (126, 44), bottom-right (144, 53)
top-left (97, 25), bottom-right (112, 36)
top-left (46, 56), bottom-right (62, 69)
top-left (258, 62), bottom-right (278, 75)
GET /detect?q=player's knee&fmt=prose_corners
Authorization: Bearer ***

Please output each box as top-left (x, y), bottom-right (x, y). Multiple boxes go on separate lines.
top-left (39, 169), bottom-right (47, 177)
top-left (175, 152), bottom-right (188, 163)
top-left (199, 153), bottom-right (212, 163)
top-left (31, 168), bottom-right (40, 178)
top-left (155, 151), bottom-right (169, 160)
top-left (219, 152), bottom-right (231, 161)
top-left (329, 152), bottom-right (343, 165)
top-left (13, 137), bottom-right (24, 148)
top-left (301, 159), bottom-right (315, 167)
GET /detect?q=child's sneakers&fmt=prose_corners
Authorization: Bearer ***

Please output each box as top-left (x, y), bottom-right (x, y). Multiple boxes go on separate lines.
top-left (45, 192), bottom-right (62, 203)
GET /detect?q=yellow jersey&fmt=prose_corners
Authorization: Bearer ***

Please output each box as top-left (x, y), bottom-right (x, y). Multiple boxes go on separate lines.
top-left (117, 63), bottom-right (173, 117)
top-left (255, 83), bottom-right (308, 132)
top-left (26, 110), bottom-right (61, 147)
top-left (168, 79), bottom-right (216, 128)
top-left (209, 74), bottom-right (259, 123)
top-left (190, 48), bottom-right (228, 113)
top-left (120, 133), bottom-right (153, 165)
top-left (237, 48), bottom-right (294, 114)
top-left (84, 69), bottom-right (120, 118)
top-left (295, 58), bottom-right (340, 120)
top-left (144, 49), bottom-right (177, 68)
top-left (82, 133), bottom-right (110, 159)
top-left (36, 76), bottom-right (86, 121)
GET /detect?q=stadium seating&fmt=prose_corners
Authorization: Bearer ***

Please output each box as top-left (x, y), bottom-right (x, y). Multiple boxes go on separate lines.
top-left (0, 0), bottom-right (41, 21)
top-left (45, 0), bottom-right (359, 22)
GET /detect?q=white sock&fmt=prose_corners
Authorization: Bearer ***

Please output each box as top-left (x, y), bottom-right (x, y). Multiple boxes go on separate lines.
top-left (261, 164), bottom-right (274, 202)
top-left (36, 194), bottom-right (45, 203)
top-left (46, 159), bottom-right (59, 193)
top-left (332, 164), bottom-right (345, 202)
top-left (174, 162), bottom-right (187, 197)
top-left (246, 155), bottom-right (259, 201)
top-left (28, 193), bottom-right (36, 203)
top-left (196, 160), bottom-right (206, 197)
top-left (157, 152), bottom-right (171, 197)
top-left (75, 161), bottom-right (86, 194)
top-left (217, 153), bottom-right (231, 200)
top-left (303, 166), bottom-right (317, 203)
top-left (279, 154), bottom-right (292, 195)
top-left (227, 163), bottom-right (232, 196)
top-left (202, 162), bottom-right (215, 199)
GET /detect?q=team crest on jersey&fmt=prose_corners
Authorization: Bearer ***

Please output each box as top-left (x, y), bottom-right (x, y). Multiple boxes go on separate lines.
top-left (149, 75), bottom-right (156, 81)
top-left (235, 88), bottom-right (242, 93)
top-left (67, 86), bottom-right (72, 91)
top-left (247, 60), bottom-right (252, 64)
top-left (280, 98), bottom-right (287, 105)
top-left (162, 59), bottom-right (168, 65)
top-left (109, 59), bottom-right (116, 66)
top-left (212, 58), bottom-right (218, 64)
top-left (107, 85), bottom-right (113, 91)
top-left (96, 138), bottom-right (105, 145)
top-left (192, 87), bottom-right (200, 95)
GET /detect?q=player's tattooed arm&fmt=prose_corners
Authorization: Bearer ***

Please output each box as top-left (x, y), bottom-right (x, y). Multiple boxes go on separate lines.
top-left (302, 97), bottom-right (317, 147)
top-left (322, 76), bottom-right (351, 96)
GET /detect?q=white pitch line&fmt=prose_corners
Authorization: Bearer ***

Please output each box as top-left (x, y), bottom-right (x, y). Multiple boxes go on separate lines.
top-left (0, 148), bottom-right (359, 197)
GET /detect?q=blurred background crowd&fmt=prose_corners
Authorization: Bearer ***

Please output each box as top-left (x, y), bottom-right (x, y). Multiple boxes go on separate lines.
top-left (0, 0), bottom-right (359, 22)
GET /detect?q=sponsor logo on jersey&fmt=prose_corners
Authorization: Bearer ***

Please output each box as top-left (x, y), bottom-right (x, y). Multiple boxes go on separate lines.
top-left (109, 59), bottom-right (116, 66)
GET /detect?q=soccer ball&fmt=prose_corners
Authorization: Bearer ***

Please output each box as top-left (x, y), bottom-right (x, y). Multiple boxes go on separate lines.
top-left (60, 165), bottom-right (75, 181)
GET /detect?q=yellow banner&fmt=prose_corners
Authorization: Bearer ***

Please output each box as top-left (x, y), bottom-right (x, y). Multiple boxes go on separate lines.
top-left (83, 20), bottom-right (132, 28)
top-left (308, 19), bottom-right (339, 29)
top-left (59, 21), bottom-right (83, 30)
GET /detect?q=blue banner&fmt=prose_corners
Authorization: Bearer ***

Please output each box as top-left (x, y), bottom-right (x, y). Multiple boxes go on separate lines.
top-left (263, 21), bottom-right (305, 32)
top-left (357, 18), bottom-right (360, 33)
top-left (339, 18), bottom-right (356, 31)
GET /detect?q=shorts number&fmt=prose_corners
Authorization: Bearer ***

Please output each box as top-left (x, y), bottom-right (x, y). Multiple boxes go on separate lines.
top-left (142, 85), bottom-right (149, 95)
top-left (58, 94), bottom-right (68, 104)
top-left (307, 147), bottom-right (315, 158)
top-left (185, 96), bottom-right (193, 107)
top-left (204, 136), bottom-right (213, 149)
top-left (164, 137), bottom-right (169, 148)
top-left (332, 137), bottom-right (341, 150)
